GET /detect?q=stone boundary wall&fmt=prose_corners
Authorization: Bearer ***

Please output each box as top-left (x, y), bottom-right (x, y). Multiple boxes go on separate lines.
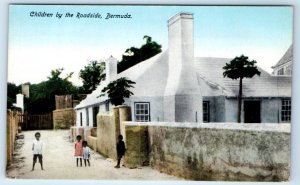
top-left (6, 110), bottom-right (21, 167)
top-left (96, 106), bottom-right (131, 160)
top-left (69, 126), bottom-right (84, 142)
top-left (124, 124), bottom-right (149, 168)
top-left (53, 108), bottom-right (75, 129)
top-left (97, 110), bottom-right (118, 159)
top-left (55, 95), bottom-right (73, 110)
top-left (124, 122), bottom-right (290, 181)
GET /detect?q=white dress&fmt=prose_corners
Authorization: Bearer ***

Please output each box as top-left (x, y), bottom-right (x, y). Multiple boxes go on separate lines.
top-left (83, 146), bottom-right (91, 160)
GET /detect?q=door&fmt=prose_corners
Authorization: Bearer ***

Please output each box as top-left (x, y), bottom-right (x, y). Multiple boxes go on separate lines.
top-left (244, 101), bottom-right (261, 123)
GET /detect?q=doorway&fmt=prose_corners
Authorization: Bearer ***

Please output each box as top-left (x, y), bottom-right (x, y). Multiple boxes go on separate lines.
top-left (244, 101), bottom-right (261, 123)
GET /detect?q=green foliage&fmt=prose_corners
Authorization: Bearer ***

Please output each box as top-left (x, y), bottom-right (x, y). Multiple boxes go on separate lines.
top-left (7, 82), bottom-right (21, 109)
top-left (118, 35), bottom-right (162, 73)
top-left (79, 61), bottom-right (106, 94)
top-left (101, 77), bottom-right (136, 106)
top-left (223, 55), bottom-right (261, 80)
top-left (28, 68), bottom-right (78, 114)
top-left (223, 55), bottom-right (261, 123)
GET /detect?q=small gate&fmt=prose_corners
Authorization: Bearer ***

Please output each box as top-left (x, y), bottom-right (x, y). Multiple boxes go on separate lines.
top-left (19, 113), bottom-right (53, 130)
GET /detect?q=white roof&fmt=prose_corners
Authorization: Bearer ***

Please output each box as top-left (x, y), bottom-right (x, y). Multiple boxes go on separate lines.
top-left (76, 53), bottom-right (292, 109)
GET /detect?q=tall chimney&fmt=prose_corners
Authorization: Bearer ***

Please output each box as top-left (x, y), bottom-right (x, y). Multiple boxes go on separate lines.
top-left (164, 13), bottom-right (203, 122)
top-left (21, 84), bottom-right (30, 98)
top-left (105, 56), bottom-right (118, 82)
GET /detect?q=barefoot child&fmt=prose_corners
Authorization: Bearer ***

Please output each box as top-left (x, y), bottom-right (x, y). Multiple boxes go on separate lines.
top-left (82, 141), bottom-right (91, 166)
top-left (74, 135), bottom-right (83, 167)
top-left (32, 132), bottom-right (44, 171)
top-left (115, 135), bottom-right (126, 168)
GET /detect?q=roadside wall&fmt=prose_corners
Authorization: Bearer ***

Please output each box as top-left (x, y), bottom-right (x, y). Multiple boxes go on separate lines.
top-left (144, 122), bottom-right (290, 181)
top-left (97, 108), bottom-right (119, 159)
top-left (6, 110), bottom-right (21, 167)
top-left (96, 105), bottom-right (131, 160)
top-left (53, 108), bottom-right (75, 129)
top-left (69, 126), bottom-right (84, 142)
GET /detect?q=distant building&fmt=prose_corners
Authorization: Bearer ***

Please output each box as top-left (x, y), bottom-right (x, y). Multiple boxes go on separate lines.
top-left (21, 83), bottom-right (30, 98)
top-left (13, 94), bottom-right (24, 113)
top-left (75, 13), bottom-right (292, 127)
top-left (272, 45), bottom-right (293, 76)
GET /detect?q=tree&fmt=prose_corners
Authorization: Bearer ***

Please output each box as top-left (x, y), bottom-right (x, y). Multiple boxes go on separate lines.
top-left (223, 55), bottom-right (261, 123)
top-left (7, 82), bottom-right (21, 109)
top-left (101, 77), bottom-right (136, 106)
top-left (117, 35), bottom-right (162, 73)
top-left (79, 60), bottom-right (106, 94)
top-left (28, 68), bottom-right (78, 114)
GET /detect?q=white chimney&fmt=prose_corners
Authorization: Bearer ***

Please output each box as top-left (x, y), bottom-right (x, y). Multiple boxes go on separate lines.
top-left (164, 13), bottom-right (203, 122)
top-left (105, 56), bottom-right (118, 82)
top-left (22, 84), bottom-right (30, 98)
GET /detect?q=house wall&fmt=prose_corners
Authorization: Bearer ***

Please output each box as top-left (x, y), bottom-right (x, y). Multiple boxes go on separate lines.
top-left (124, 122), bottom-right (290, 181)
top-left (88, 107), bottom-right (93, 127)
top-left (203, 96), bottom-right (226, 122)
top-left (224, 99), bottom-right (239, 122)
top-left (224, 98), bottom-right (283, 123)
top-left (126, 96), bottom-right (164, 122)
top-left (261, 99), bottom-right (281, 123)
top-left (99, 102), bottom-right (112, 113)
top-left (75, 109), bottom-right (87, 127)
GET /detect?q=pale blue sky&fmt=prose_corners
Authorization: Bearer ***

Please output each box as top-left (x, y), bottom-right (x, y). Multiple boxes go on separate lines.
top-left (8, 5), bottom-right (293, 85)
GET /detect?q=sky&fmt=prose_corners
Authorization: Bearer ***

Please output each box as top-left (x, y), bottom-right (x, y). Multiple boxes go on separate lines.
top-left (8, 5), bottom-right (293, 86)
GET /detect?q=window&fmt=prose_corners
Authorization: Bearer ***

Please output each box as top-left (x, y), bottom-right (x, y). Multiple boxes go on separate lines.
top-left (203, 101), bottom-right (210, 123)
top-left (277, 68), bottom-right (284, 75)
top-left (281, 99), bottom-right (291, 122)
top-left (134, 102), bottom-right (150, 122)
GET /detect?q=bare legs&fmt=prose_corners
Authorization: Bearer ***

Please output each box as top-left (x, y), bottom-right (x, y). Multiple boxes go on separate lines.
top-left (76, 158), bottom-right (82, 167)
top-left (32, 155), bottom-right (44, 171)
top-left (84, 159), bottom-right (90, 166)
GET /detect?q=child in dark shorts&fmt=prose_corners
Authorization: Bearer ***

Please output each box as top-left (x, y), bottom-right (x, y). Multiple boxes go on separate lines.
top-left (32, 132), bottom-right (44, 171)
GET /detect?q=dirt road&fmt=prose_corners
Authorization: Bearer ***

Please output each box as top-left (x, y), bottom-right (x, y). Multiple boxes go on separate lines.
top-left (6, 130), bottom-right (182, 180)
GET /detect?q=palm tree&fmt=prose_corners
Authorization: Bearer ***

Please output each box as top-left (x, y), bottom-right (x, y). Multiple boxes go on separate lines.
top-left (223, 55), bottom-right (261, 123)
top-left (101, 77), bottom-right (136, 106)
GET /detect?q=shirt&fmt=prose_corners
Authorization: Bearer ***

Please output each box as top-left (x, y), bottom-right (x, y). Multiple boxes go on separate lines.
top-left (32, 140), bottom-right (43, 155)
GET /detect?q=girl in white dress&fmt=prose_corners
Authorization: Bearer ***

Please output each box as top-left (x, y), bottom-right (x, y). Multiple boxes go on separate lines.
top-left (82, 141), bottom-right (91, 166)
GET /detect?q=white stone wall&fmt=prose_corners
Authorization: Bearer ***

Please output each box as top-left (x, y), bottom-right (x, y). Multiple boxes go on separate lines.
top-left (125, 121), bottom-right (290, 181)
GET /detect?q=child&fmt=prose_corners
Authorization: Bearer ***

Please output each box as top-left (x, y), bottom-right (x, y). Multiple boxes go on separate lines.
top-left (115, 135), bottom-right (126, 168)
top-left (31, 132), bottom-right (44, 171)
top-left (74, 135), bottom-right (83, 167)
top-left (82, 141), bottom-right (91, 166)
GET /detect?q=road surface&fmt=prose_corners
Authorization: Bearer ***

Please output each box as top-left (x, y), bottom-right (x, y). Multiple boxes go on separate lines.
top-left (6, 130), bottom-right (183, 180)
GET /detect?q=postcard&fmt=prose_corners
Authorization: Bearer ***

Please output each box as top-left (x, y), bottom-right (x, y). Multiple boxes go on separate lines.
top-left (6, 4), bottom-right (293, 181)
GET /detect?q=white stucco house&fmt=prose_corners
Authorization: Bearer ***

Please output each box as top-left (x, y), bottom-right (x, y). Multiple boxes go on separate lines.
top-left (74, 12), bottom-right (292, 127)
top-left (272, 45), bottom-right (293, 76)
